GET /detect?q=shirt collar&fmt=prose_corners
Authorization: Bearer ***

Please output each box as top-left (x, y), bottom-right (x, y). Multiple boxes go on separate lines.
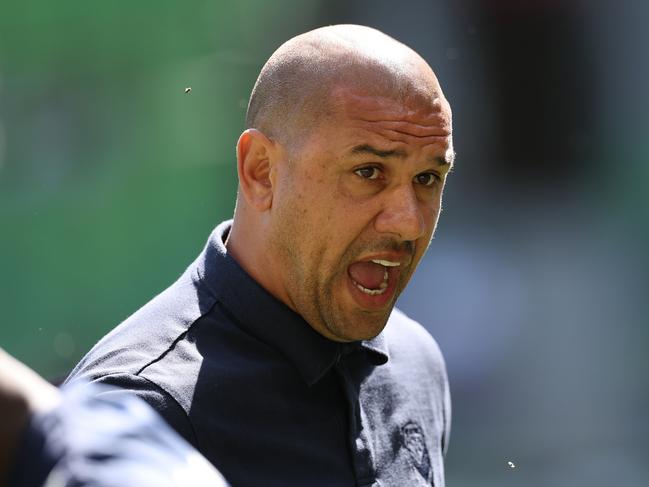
top-left (194, 220), bottom-right (389, 386)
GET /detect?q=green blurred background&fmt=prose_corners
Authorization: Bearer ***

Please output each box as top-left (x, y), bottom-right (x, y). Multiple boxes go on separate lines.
top-left (1, 1), bottom-right (648, 486)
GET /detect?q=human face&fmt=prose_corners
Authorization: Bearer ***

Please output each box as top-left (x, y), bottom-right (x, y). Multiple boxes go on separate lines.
top-left (267, 85), bottom-right (454, 342)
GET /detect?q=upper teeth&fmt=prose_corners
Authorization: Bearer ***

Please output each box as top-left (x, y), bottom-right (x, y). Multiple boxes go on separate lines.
top-left (371, 259), bottom-right (400, 267)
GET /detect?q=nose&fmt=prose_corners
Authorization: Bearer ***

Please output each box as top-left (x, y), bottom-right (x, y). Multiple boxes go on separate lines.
top-left (374, 185), bottom-right (426, 241)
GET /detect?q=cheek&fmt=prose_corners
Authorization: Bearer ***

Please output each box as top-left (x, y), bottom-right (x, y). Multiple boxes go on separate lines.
top-left (425, 190), bottom-right (444, 221)
top-left (292, 173), bottom-right (346, 229)
top-left (428, 201), bottom-right (442, 226)
top-left (276, 168), bottom-right (384, 272)
top-left (273, 185), bottom-right (330, 259)
top-left (273, 172), bottom-right (317, 227)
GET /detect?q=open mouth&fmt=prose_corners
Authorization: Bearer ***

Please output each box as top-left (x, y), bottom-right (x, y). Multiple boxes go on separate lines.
top-left (346, 258), bottom-right (402, 309)
top-left (348, 259), bottom-right (400, 296)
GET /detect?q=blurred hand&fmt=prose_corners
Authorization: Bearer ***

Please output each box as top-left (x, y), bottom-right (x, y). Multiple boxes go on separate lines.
top-left (0, 348), bottom-right (59, 482)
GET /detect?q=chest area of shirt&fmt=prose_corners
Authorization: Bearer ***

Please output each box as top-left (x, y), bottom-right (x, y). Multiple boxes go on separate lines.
top-left (192, 352), bottom-right (445, 486)
top-left (334, 357), bottom-right (446, 487)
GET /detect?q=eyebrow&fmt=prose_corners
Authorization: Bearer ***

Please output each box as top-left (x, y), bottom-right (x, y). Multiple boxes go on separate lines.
top-left (440, 151), bottom-right (456, 168)
top-left (350, 144), bottom-right (408, 159)
top-left (351, 144), bottom-right (456, 167)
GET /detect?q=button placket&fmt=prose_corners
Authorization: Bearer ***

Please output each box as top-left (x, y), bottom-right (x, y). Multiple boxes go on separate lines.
top-left (334, 356), bottom-right (377, 486)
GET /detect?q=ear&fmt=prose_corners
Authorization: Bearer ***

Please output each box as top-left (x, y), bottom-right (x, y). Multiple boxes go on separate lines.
top-left (236, 129), bottom-right (277, 211)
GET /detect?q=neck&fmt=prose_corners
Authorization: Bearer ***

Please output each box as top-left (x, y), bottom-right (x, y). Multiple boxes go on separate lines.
top-left (225, 217), bottom-right (295, 314)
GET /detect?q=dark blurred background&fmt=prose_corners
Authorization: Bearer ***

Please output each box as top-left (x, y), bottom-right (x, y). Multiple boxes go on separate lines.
top-left (1, 1), bottom-right (647, 485)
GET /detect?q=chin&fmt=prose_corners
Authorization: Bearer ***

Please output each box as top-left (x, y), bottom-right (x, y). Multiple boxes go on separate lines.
top-left (334, 311), bottom-right (391, 342)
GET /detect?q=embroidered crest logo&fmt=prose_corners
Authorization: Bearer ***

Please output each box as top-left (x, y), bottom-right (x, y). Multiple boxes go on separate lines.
top-left (402, 421), bottom-right (431, 481)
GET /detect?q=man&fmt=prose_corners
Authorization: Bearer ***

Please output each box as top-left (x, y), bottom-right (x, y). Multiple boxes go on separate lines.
top-left (67, 24), bottom-right (454, 486)
top-left (0, 348), bottom-right (228, 486)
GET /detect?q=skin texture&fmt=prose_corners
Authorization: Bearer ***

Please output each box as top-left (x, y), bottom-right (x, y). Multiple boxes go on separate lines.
top-left (227, 25), bottom-right (454, 342)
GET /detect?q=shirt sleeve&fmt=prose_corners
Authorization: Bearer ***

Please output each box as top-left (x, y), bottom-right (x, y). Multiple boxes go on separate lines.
top-left (7, 381), bottom-right (228, 487)
top-left (88, 373), bottom-right (198, 447)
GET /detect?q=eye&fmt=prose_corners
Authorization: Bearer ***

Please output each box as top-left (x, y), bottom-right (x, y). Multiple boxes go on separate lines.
top-left (414, 172), bottom-right (439, 187)
top-left (354, 166), bottom-right (380, 180)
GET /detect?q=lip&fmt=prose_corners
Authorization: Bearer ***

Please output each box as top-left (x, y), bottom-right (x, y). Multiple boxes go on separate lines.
top-left (354, 252), bottom-right (412, 267)
top-left (345, 260), bottom-right (404, 311)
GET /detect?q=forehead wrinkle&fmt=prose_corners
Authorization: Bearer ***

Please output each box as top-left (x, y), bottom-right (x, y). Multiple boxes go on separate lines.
top-left (359, 120), bottom-right (452, 138)
top-left (368, 129), bottom-right (452, 146)
top-left (346, 103), bottom-right (452, 137)
top-left (340, 122), bottom-right (451, 158)
top-left (333, 87), bottom-right (449, 123)
top-left (356, 113), bottom-right (449, 124)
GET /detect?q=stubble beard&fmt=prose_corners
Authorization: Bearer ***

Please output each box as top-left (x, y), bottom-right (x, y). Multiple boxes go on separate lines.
top-left (271, 211), bottom-right (417, 341)
top-left (294, 239), bottom-right (413, 342)
top-left (302, 263), bottom-right (394, 343)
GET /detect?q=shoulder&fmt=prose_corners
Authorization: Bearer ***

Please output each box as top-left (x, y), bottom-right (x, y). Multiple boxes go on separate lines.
top-left (64, 265), bottom-right (224, 437)
top-left (384, 307), bottom-right (446, 370)
top-left (79, 372), bottom-right (199, 446)
top-left (66, 264), bottom-right (215, 384)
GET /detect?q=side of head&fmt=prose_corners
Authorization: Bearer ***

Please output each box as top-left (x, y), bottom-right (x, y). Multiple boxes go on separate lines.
top-left (227, 25), bottom-right (454, 342)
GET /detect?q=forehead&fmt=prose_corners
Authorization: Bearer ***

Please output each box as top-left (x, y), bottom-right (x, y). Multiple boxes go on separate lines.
top-left (330, 85), bottom-right (451, 132)
top-left (315, 85), bottom-right (452, 155)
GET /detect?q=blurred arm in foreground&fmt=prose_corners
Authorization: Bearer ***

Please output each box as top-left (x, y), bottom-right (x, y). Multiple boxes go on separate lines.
top-left (0, 348), bottom-right (228, 487)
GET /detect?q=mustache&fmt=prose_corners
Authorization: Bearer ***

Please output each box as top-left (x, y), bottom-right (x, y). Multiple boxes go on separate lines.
top-left (347, 238), bottom-right (415, 261)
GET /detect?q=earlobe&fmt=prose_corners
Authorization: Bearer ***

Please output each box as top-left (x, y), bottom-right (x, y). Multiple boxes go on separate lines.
top-left (236, 129), bottom-right (276, 211)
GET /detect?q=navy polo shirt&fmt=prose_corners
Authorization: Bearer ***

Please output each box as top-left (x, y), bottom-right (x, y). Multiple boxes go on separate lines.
top-left (67, 221), bottom-right (451, 487)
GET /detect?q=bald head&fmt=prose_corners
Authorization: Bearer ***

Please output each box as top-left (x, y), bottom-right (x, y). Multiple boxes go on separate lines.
top-left (245, 24), bottom-right (447, 148)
